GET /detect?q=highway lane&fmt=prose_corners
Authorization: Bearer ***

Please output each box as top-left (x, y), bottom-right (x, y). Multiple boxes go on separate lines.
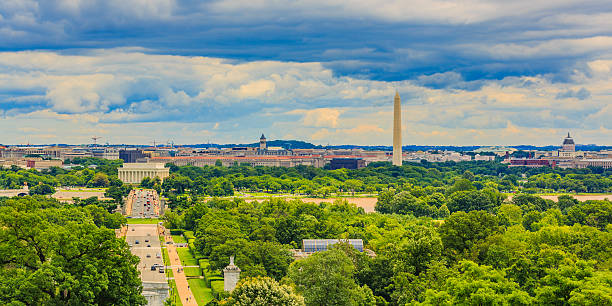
top-left (129, 189), bottom-right (161, 218)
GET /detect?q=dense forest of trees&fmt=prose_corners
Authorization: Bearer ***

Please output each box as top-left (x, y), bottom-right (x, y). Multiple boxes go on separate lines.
top-left (160, 161), bottom-right (611, 305)
top-left (0, 158), bottom-right (610, 305)
top-left (164, 195), bottom-right (612, 305)
top-left (0, 196), bottom-right (144, 305)
top-left (1, 159), bottom-right (610, 197)
top-left (158, 162), bottom-right (612, 210)
top-left (0, 157), bottom-right (123, 189)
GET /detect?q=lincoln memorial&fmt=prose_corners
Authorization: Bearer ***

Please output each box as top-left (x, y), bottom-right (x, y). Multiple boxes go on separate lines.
top-left (118, 163), bottom-right (170, 184)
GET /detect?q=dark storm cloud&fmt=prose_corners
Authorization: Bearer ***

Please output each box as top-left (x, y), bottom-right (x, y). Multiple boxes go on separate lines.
top-left (2, 0), bottom-right (612, 84)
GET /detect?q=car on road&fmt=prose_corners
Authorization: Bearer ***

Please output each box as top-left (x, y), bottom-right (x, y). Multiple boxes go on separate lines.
top-left (135, 240), bottom-right (139, 244)
top-left (147, 244), bottom-right (151, 247)
top-left (146, 254), bottom-right (151, 258)
top-left (158, 267), bottom-right (164, 273)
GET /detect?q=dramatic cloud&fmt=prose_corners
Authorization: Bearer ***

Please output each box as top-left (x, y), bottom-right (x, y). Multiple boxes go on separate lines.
top-left (0, 49), bottom-right (610, 145)
top-left (0, 1), bottom-right (611, 145)
top-left (2, 1), bottom-right (612, 82)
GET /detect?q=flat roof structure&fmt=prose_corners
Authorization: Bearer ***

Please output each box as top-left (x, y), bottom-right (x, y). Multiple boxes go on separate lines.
top-left (302, 239), bottom-right (364, 253)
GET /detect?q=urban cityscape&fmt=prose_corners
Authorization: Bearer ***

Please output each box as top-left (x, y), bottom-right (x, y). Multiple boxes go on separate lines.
top-left (1, 1), bottom-right (611, 305)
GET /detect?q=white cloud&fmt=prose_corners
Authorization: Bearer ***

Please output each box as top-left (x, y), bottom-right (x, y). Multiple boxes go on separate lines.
top-left (208, 0), bottom-right (610, 24)
top-left (289, 108), bottom-right (342, 128)
top-left (236, 79), bottom-right (276, 98)
top-left (0, 49), bottom-right (610, 145)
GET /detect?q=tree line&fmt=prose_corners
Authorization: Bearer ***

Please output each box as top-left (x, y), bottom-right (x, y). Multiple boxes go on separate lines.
top-left (0, 196), bottom-right (144, 305)
top-left (164, 193), bottom-right (612, 305)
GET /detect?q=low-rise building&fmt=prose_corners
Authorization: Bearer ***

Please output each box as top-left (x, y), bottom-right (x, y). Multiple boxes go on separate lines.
top-left (509, 158), bottom-right (555, 167)
top-left (302, 239), bottom-right (364, 253)
top-left (474, 154), bottom-right (496, 161)
top-left (149, 155), bottom-right (326, 168)
top-left (329, 158), bottom-right (366, 170)
top-left (571, 159), bottom-right (612, 169)
top-left (119, 149), bottom-right (149, 163)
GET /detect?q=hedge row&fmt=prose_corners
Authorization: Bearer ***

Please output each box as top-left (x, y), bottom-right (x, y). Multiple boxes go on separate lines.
top-left (184, 231), bottom-right (196, 240)
top-left (185, 234), bottom-right (226, 300)
top-left (199, 259), bottom-right (209, 271)
top-left (211, 280), bottom-right (225, 299)
top-left (169, 229), bottom-right (184, 235)
top-left (187, 238), bottom-right (205, 260)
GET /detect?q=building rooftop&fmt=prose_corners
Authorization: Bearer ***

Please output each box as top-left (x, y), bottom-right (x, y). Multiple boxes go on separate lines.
top-left (563, 132), bottom-right (575, 145)
top-left (121, 162), bottom-right (168, 169)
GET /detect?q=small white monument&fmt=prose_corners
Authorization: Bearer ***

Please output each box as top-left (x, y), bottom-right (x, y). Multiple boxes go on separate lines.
top-left (223, 256), bottom-right (241, 292)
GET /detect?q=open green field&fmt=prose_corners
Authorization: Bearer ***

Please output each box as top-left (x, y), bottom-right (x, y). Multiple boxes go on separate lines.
top-left (168, 280), bottom-right (183, 306)
top-left (56, 188), bottom-right (107, 192)
top-left (184, 266), bottom-right (201, 277)
top-left (176, 247), bottom-right (198, 266)
top-left (187, 278), bottom-right (214, 306)
top-left (126, 218), bottom-right (161, 224)
top-left (172, 234), bottom-right (187, 244)
top-left (162, 247), bottom-right (171, 266)
top-left (160, 247), bottom-right (174, 277)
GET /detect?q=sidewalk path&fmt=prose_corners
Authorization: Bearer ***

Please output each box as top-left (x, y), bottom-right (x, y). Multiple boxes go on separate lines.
top-left (165, 229), bottom-right (198, 306)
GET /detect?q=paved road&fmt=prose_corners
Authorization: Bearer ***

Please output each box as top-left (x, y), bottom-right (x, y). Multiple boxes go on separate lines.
top-left (129, 189), bottom-right (162, 218)
top-left (126, 224), bottom-right (166, 283)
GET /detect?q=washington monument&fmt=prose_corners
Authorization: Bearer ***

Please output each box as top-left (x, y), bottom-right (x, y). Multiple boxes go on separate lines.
top-left (393, 91), bottom-right (402, 166)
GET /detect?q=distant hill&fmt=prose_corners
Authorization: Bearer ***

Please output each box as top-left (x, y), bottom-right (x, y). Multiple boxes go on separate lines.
top-left (182, 140), bottom-right (323, 150)
top-left (182, 141), bottom-right (611, 152)
top-left (5, 141), bottom-right (611, 152)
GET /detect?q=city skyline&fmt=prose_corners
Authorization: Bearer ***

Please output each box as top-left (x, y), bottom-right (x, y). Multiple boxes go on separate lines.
top-left (1, 1), bottom-right (611, 145)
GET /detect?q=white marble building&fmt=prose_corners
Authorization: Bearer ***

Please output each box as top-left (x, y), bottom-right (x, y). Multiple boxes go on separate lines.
top-left (118, 163), bottom-right (170, 184)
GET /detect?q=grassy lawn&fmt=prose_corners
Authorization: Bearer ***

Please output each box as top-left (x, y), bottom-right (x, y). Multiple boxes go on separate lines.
top-left (176, 248), bottom-right (198, 266)
top-left (168, 280), bottom-right (183, 306)
top-left (187, 278), bottom-right (214, 306)
top-left (172, 234), bottom-right (187, 244)
top-left (184, 266), bottom-right (201, 277)
top-left (162, 247), bottom-right (171, 266)
top-left (57, 188), bottom-right (107, 192)
top-left (126, 218), bottom-right (161, 224)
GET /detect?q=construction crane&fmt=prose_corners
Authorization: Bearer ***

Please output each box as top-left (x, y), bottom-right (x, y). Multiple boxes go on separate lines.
top-left (91, 136), bottom-right (101, 146)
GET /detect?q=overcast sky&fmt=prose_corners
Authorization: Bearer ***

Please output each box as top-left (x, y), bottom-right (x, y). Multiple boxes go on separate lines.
top-left (1, 0), bottom-right (611, 146)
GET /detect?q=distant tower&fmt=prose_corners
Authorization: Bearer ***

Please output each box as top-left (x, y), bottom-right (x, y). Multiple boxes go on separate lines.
top-left (392, 91), bottom-right (402, 166)
top-left (223, 256), bottom-right (241, 292)
top-left (259, 134), bottom-right (267, 151)
top-left (562, 132), bottom-right (575, 152)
